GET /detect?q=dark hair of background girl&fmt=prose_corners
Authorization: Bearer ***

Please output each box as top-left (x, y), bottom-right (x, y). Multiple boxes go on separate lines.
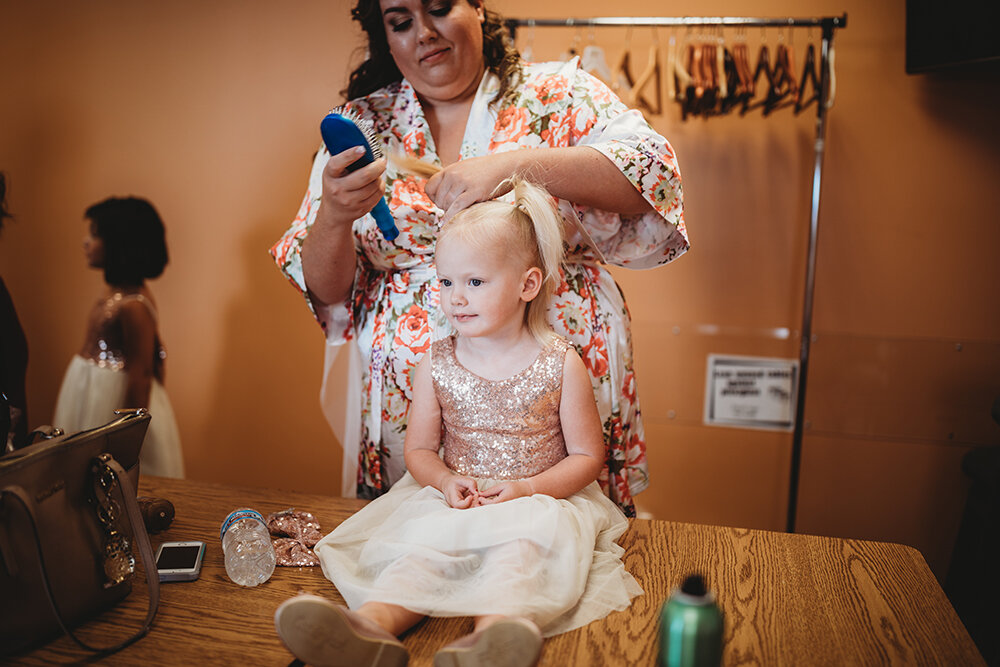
top-left (85, 197), bottom-right (168, 286)
top-left (345, 0), bottom-right (522, 108)
top-left (0, 173), bottom-right (12, 232)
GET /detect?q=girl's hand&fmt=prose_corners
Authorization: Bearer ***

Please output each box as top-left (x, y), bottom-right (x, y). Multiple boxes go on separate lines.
top-left (476, 480), bottom-right (534, 505)
top-left (424, 153), bottom-right (522, 221)
top-left (440, 474), bottom-right (480, 509)
top-left (320, 147), bottom-right (386, 228)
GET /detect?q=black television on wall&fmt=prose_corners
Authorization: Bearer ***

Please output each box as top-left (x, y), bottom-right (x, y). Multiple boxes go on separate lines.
top-left (906, 0), bottom-right (1000, 73)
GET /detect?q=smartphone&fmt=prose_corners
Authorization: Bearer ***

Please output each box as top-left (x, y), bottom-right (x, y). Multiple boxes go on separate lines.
top-left (155, 541), bottom-right (206, 582)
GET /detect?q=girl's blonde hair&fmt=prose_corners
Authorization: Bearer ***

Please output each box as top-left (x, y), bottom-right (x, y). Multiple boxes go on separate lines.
top-left (438, 177), bottom-right (564, 345)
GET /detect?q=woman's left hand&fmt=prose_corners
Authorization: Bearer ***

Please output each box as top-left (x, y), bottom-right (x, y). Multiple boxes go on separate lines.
top-left (476, 480), bottom-right (534, 505)
top-left (424, 152), bottom-right (523, 221)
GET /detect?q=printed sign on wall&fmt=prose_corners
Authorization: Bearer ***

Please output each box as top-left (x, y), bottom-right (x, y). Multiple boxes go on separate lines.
top-left (704, 355), bottom-right (799, 431)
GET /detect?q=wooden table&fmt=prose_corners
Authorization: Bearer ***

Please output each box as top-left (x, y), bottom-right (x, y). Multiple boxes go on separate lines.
top-left (14, 476), bottom-right (983, 665)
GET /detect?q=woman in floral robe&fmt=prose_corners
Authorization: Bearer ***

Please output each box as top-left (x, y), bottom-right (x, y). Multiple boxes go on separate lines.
top-left (271, 0), bottom-right (687, 517)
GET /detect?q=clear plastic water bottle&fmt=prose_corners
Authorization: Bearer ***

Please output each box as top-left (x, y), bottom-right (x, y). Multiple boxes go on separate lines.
top-left (220, 508), bottom-right (276, 587)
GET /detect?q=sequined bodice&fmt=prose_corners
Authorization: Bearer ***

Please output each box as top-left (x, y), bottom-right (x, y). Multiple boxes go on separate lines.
top-left (81, 293), bottom-right (166, 380)
top-left (432, 335), bottom-right (569, 480)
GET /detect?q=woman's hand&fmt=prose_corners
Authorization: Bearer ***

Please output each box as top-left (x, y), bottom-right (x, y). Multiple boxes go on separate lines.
top-left (301, 147), bottom-right (384, 306)
top-left (425, 147), bottom-right (654, 221)
top-left (440, 473), bottom-right (480, 509)
top-left (319, 147), bottom-right (387, 228)
top-left (476, 480), bottom-right (534, 505)
top-left (424, 152), bottom-right (522, 221)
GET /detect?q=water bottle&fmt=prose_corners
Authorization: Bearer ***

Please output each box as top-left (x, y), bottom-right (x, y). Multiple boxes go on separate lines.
top-left (220, 508), bottom-right (276, 587)
top-left (659, 574), bottom-right (724, 667)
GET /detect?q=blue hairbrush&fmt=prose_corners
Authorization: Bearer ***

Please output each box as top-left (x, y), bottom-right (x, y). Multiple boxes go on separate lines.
top-left (320, 108), bottom-right (399, 242)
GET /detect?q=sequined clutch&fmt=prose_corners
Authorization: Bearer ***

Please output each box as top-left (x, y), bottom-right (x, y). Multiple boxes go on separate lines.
top-left (0, 409), bottom-right (160, 656)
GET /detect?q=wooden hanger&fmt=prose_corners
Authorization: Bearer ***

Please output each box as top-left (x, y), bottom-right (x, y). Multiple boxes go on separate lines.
top-left (613, 49), bottom-right (653, 112)
top-left (715, 35), bottom-right (728, 102)
top-left (682, 41), bottom-right (702, 119)
top-left (673, 30), bottom-right (694, 104)
top-left (697, 41), bottom-right (719, 115)
top-left (741, 42), bottom-right (773, 115)
top-left (628, 43), bottom-right (662, 115)
top-left (673, 46), bottom-right (692, 102)
top-left (720, 46), bottom-right (743, 114)
top-left (765, 41), bottom-right (798, 116)
top-left (612, 27), bottom-right (652, 111)
top-left (733, 41), bottom-right (754, 99)
top-left (665, 34), bottom-right (677, 102)
top-left (795, 43), bottom-right (819, 114)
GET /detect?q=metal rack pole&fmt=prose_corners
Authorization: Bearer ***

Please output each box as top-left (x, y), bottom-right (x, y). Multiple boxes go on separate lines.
top-left (786, 18), bottom-right (840, 533)
top-left (505, 14), bottom-right (847, 36)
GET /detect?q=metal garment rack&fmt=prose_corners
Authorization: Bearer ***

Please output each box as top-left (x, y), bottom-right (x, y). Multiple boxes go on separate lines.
top-left (506, 15), bottom-right (848, 533)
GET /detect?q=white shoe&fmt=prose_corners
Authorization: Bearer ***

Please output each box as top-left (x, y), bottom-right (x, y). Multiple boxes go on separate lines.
top-left (433, 617), bottom-right (542, 667)
top-left (274, 593), bottom-right (408, 667)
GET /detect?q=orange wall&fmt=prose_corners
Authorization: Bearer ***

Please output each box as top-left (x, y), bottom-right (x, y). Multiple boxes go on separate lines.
top-left (2, 0), bottom-right (997, 582)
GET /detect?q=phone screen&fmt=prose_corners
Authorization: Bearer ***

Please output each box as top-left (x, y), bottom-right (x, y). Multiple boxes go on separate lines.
top-left (157, 544), bottom-right (202, 570)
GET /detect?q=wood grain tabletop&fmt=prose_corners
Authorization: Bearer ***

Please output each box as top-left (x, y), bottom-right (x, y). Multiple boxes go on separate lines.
top-left (11, 476), bottom-right (984, 666)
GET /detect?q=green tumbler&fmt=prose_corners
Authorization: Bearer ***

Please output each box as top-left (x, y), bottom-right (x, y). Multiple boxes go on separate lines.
top-left (659, 574), bottom-right (724, 667)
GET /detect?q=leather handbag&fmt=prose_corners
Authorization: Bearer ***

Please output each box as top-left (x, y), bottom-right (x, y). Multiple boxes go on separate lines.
top-left (0, 409), bottom-right (160, 657)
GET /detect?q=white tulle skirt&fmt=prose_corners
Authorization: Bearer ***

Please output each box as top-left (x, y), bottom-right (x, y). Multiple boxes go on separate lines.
top-left (314, 473), bottom-right (642, 637)
top-left (53, 355), bottom-right (185, 478)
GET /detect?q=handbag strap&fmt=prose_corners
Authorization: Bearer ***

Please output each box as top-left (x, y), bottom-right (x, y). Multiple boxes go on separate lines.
top-left (1, 455), bottom-right (160, 656)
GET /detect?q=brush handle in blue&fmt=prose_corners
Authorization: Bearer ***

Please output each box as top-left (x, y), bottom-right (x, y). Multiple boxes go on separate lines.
top-left (320, 113), bottom-right (399, 242)
top-left (371, 200), bottom-right (398, 241)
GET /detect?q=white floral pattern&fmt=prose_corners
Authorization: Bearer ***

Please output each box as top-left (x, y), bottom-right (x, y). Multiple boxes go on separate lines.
top-left (271, 59), bottom-right (687, 515)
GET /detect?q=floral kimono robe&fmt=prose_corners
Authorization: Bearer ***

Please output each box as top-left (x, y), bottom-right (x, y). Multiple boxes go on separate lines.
top-left (271, 59), bottom-right (687, 516)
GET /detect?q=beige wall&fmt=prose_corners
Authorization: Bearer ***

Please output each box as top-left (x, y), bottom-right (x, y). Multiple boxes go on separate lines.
top-left (2, 0), bottom-right (997, 582)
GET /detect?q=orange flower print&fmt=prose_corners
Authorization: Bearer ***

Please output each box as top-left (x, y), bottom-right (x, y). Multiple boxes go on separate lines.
top-left (403, 129), bottom-right (429, 157)
top-left (591, 83), bottom-right (614, 105)
top-left (530, 75), bottom-right (569, 104)
top-left (393, 304), bottom-right (431, 356)
top-left (622, 370), bottom-right (637, 404)
top-left (391, 177), bottom-right (437, 215)
top-left (582, 337), bottom-right (610, 377)
top-left (553, 298), bottom-right (587, 336)
top-left (566, 106), bottom-right (597, 143)
top-left (612, 473), bottom-right (633, 515)
top-left (269, 231), bottom-right (300, 268)
top-left (652, 173), bottom-right (679, 209)
top-left (626, 433), bottom-right (646, 467)
top-left (491, 106), bottom-right (532, 146)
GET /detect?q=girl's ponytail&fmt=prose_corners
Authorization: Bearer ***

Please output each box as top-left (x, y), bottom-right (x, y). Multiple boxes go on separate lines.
top-left (508, 177), bottom-right (565, 345)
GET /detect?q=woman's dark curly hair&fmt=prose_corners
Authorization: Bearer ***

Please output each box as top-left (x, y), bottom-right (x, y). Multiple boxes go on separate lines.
top-left (344, 0), bottom-right (522, 109)
top-left (86, 197), bottom-right (168, 287)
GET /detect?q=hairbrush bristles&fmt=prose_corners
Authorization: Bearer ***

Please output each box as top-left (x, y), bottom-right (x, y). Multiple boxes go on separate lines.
top-left (329, 105), bottom-right (385, 160)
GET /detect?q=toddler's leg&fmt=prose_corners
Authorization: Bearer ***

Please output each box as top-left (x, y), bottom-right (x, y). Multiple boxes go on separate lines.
top-left (274, 593), bottom-right (415, 667)
top-left (358, 600), bottom-right (426, 636)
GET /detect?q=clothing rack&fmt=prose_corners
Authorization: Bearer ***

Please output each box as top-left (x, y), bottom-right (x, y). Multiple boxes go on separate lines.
top-left (506, 15), bottom-right (848, 533)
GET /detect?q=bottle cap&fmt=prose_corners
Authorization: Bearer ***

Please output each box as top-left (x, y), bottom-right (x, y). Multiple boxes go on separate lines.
top-left (681, 574), bottom-right (707, 596)
top-left (672, 573), bottom-right (717, 605)
top-left (220, 508), bottom-right (266, 540)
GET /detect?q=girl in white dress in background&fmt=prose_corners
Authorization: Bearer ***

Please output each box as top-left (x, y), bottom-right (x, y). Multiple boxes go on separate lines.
top-left (274, 178), bottom-right (641, 667)
top-left (53, 196), bottom-right (184, 478)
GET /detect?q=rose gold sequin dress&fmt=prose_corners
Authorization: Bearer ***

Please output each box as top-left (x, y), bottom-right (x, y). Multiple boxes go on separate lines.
top-left (314, 336), bottom-right (642, 637)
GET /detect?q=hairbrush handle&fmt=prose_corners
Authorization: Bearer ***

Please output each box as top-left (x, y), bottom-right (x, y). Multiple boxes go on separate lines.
top-left (320, 113), bottom-right (399, 242)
